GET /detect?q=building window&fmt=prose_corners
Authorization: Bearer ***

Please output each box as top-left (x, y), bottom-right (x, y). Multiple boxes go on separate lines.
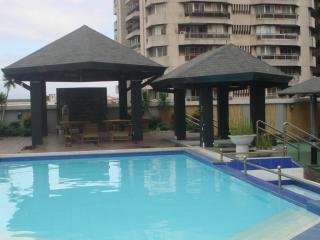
top-left (129, 36), bottom-right (140, 49)
top-left (148, 46), bottom-right (168, 57)
top-left (256, 4), bottom-right (296, 15)
top-left (259, 46), bottom-right (277, 55)
top-left (147, 3), bottom-right (166, 15)
top-left (148, 25), bottom-right (166, 36)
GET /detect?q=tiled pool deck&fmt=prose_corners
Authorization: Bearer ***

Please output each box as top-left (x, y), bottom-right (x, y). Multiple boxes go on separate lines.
top-left (0, 131), bottom-right (200, 155)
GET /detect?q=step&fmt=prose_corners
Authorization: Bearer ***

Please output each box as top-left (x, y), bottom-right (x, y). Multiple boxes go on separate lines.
top-left (231, 208), bottom-right (320, 240)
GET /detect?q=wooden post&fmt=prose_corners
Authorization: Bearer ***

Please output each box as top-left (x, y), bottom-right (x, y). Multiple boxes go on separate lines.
top-left (41, 82), bottom-right (48, 137)
top-left (250, 84), bottom-right (265, 133)
top-left (217, 85), bottom-right (229, 139)
top-left (174, 89), bottom-right (186, 140)
top-left (30, 81), bottom-right (43, 145)
top-left (199, 85), bottom-right (214, 147)
top-left (119, 80), bottom-right (128, 119)
top-left (131, 80), bottom-right (143, 142)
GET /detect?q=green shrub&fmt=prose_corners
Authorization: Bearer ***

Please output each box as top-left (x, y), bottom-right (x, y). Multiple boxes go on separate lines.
top-left (256, 134), bottom-right (273, 150)
top-left (158, 122), bottom-right (172, 131)
top-left (22, 128), bottom-right (31, 137)
top-left (186, 121), bottom-right (199, 132)
top-left (23, 117), bottom-right (31, 129)
top-left (0, 121), bottom-right (31, 137)
top-left (229, 119), bottom-right (254, 135)
top-left (149, 117), bottom-right (161, 130)
top-left (9, 121), bottom-right (20, 128)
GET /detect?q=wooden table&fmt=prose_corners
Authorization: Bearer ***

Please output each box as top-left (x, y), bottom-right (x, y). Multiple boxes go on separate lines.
top-left (60, 121), bottom-right (90, 145)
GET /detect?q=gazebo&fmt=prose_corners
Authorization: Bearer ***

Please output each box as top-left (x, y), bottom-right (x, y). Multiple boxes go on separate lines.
top-left (279, 77), bottom-right (320, 138)
top-left (152, 44), bottom-right (292, 147)
top-left (2, 26), bottom-right (165, 145)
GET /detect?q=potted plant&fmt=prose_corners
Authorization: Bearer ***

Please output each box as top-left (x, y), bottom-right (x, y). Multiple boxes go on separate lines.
top-left (229, 119), bottom-right (256, 154)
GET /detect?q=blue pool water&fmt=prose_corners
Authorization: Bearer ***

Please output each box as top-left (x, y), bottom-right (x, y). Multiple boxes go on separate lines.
top-left (0, 153), bottom-right (318, 240)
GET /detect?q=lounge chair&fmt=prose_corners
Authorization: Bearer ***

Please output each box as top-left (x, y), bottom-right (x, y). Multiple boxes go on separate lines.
top-left (81, 124), bottom-right (100, 144)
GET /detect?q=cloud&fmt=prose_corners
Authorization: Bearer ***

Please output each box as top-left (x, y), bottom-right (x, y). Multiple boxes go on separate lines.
top-left (0, 0), bottom-right (117, 98)
top-left (0, 0), bottom-right (115, 42)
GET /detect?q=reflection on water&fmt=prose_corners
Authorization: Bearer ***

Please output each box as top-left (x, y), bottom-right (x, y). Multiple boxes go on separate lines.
top-left (0, 154), bottom-right (317, 240)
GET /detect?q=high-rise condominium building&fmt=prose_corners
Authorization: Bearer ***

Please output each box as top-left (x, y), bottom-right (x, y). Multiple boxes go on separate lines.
top-left (314, 0), bottom-right (320, 76)
top-left (114, 0), bottom-right (316, 98)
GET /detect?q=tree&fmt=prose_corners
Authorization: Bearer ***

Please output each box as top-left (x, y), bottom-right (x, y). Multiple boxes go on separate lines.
top-left (158, 92), bottom-right (169, 111)
top-left (2, 77), bottom-right (15, 121)
top-left (0, 92), bottom-right (7, 121)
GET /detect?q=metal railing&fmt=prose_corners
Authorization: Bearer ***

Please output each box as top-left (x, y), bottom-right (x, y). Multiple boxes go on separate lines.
top-left (220, 151), bottom-right (320, 189)
top-left (186, 114), bottom-right (218, 130)
top-left (256, 120), bottom-right (320, 164)
top-left (184, 32), bottom-right (230, 39)
top-left (256, 33), bottom-right (298, 40)
top-left (185, 11), bottom-right (230, 18)
top-left (256, 120), bottom-right (301, 161)
top-left (256, 13), bottom-right (298, 19)
top-left (283, 122), bottom-right (320, 148)
top-left (257, 54), bottom-right (299, 61)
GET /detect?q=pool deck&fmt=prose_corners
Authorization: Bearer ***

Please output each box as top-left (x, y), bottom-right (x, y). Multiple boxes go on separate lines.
top-left (0, 131), bottom-right (200, 155)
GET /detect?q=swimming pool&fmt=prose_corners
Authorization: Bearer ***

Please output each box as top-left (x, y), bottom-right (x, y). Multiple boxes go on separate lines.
top-left (0, 151), bottom-right (319, 240)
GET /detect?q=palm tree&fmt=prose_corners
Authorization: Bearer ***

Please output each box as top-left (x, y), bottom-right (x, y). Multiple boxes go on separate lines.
top-left (0, 92), bottom-right (7, 122)
top-left (2, 77), bottom-right (15, 121)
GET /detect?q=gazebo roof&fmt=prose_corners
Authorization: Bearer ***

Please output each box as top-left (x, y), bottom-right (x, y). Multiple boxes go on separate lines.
top-left (279, 77), bottom-right (320, 96)
top-left (2, 25), bottom-right (165, 81)
top-left (152, 44), bottom-right (291, 89)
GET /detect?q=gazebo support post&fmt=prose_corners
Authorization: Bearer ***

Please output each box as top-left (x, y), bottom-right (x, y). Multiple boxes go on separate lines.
top-left (131, 80), bottom-right (143, 142)
top-left (199, 85), bottom-right (214, 148)
top-left (119, 80), bottom-right (128, 119)
top-left (250, 84), bottom-right (265, 133)
top-left (30, 81), bottom-right (43, 145)
top-left (41, 82), bottom-right (48, 137)
top-left (311, 94), bottom-right (318, 137)
top-left (217, 85), bottom-right (229, 139)
top-left (174, 89), bottom-right (186, 140)
top-left (310, 94), bottom-right (318, 165)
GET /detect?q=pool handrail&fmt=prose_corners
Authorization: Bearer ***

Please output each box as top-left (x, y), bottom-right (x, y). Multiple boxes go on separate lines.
top-left (283, 122), bottom-right (320, 149)
top-left (220, 151), bottom-right (320, 190)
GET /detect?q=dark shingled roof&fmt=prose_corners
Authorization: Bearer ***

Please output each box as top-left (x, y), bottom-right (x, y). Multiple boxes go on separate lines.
top-left (2, 25), bottom-right (165, 81)
top-left (279, 77), bottom-right (320, 96)
top-left (152, 44), bottom-right (291, 88)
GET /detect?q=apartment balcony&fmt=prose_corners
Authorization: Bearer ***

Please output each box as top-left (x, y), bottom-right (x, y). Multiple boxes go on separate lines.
top-left (126, 9), bottom-right (140, 22)
top-left (257, 54), bottom-right (300, 66)
top-left (184, 53), bottom-right (203, 61)
top-left (184, 32), bottom-right (230, 39)
top-left (146, 35), bottom-right (169, 49)
top-left (251, 0), bottom-right (298, 5)
top-left (310, 56), bottom-right (317, 67)
top-left (127, 4), bottom-right (139, 15)
top-left (256, 13), bottom-right (298, 25)
top-left (255, 33), bottom-right (299, 46)
top-left (185, 10), bottom-right (230, 18)
top-left (178, 32), bottom-right (230, 45)
top-left (130, 43), bottom-right (141, 50)
top-left (145, 0), bottom-right (168, 8)
top-left (113, 0), bottom-right (117, 15)
top-left (146, 14), bottom-right (168, 28)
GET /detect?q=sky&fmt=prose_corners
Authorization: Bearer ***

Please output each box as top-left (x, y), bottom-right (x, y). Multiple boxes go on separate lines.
top-left (0, 0), bottom-right (117, 99)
